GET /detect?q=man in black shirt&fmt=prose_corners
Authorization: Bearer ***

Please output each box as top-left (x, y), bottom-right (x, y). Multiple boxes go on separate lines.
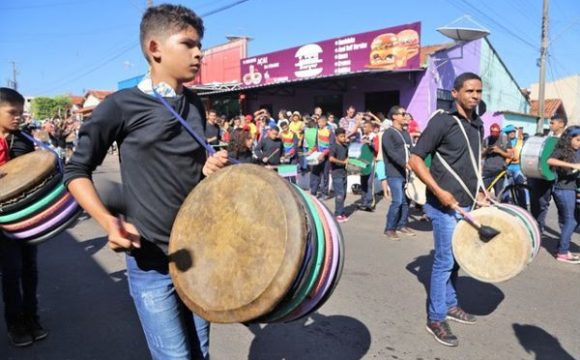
top-left (382, 105), bottom-right (415, 239)
top-left (409, 72), bottom-right (484, 347)
top-left (329, 128), bottom-right (349, 222)
top-left (482, 123), bottom-right (512, 196)
top-left (64, 5), bottom-right (227, 359)
top-left (205, 109), bottom-right (221, 146)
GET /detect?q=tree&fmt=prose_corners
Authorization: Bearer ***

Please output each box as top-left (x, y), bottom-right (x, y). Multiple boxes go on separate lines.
top-left (31, 96), bottom-right (72, 119)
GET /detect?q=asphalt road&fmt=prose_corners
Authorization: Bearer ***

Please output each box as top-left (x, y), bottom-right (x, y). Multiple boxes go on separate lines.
top-left (1, 154), bottom-right (579, 360)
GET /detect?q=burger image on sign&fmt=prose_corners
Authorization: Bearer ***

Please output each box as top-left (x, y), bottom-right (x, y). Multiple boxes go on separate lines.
top-left (295, 44), bottom-right (324, 78)
top-left (366, 32), bottom-right (409, 70)
top-left (397, 29), bottom-right (420, 59)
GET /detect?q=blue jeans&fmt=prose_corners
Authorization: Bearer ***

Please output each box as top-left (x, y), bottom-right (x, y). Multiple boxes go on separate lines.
top-left (552, 188), bottom-right (578, 255)
top-left (332, 171), bottom-right (347, 216)
top-left (126, 254), bottom-right (210, 360)
top-left (423, 200), bottom-right (469, 322)
top-left (310, 159), bottom-right (330, 196)
top-left (385, 176), bottom-right (409, 231)
top-left (528, 178), bottom-right (553, 233)
top-left (0, 236), bottom-right (38, 326)
top-left (360, 163), bottom-right (375, 207)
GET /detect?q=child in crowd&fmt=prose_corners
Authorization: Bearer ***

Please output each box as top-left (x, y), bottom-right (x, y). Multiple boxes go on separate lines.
top-left (310, 115), bottom-right (334, 199)
top-left (279, 120), bottom-right (298, 164)
top-left (547, 125), bottom-right (580, 263)
top-left (329, 127), bottom-right (349, 222)
top-left (228, 127), bottom-right (254, 163)
top-left (0, 87), bottom-right (49, 347)
top-left (256, 126), bottom-right (283, 166)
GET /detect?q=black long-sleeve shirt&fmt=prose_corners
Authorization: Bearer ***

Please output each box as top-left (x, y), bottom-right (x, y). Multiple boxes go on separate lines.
top-left (6, 131), bottom-right (35, 158)
top-left (255, 137), bottom-right (283, 165)
top-left (63, 87), bottom-right (207, 256)
top-left (382, 127), bottom-right (412, 178)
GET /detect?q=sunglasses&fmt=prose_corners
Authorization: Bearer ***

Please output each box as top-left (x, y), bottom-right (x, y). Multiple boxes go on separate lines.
top-left (397, 112), bottom-right (407, 116)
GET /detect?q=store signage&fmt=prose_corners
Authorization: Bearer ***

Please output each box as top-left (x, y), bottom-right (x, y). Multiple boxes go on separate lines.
top-left (240, 22), bottom-right (421, 88)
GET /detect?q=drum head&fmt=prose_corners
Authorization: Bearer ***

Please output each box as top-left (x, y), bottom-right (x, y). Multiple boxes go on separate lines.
top-left (169, 164), bottom-right (307, 323)
top-left (453, 207), bottom-right (531, 283)
top-left (0, 151), bottom-right (57, 204)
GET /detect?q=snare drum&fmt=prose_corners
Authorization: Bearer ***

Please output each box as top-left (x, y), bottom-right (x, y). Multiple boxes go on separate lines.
top-left (520, 136), bottom-right (558, 180)
top-left (169, 164), bottom-right (344, 323)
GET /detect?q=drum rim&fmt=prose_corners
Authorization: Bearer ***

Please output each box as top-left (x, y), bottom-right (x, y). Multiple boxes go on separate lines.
top-left (261, 185), bottom-right (326, 322)
top-left (0, 171), bottom-right (63, 215)
top-left (520, 136), bottom-right (558, 180)
top-left (453, 206), bottom-right (531, 283)
top-left (280, 195), bottom-right (340, 322)
top-left (257, 184), bottom-right (319, 323)
top-left (24, 207), bottom-right (83, 246)
top-left (0, 184), bottom-right (66, 224)
top-left (310, 198), bottom-right (345, 314)
top-left (496, 204), bottom-right (541, 258)
top-left (1, 192), bottom-right (73, 232)
top-left (169, 164), bottom-right (307, 323)
top-left (493, 205), bottom-right (536, 261)
top-left (5, 197), bottom-right (78, 239)
top-left (0, 150), bottom-right (57, 202)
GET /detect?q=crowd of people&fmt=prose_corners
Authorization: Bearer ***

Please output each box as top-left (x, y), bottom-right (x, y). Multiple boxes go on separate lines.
top-left (1, 3), bottom-right (578, 357)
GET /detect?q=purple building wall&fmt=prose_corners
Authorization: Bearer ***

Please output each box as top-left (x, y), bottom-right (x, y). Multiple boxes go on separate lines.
top-left (407, 40), bottom-right (482, 131)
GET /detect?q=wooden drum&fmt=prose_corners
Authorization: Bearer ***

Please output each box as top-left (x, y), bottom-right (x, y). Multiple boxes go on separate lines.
top-left (169, 164), bottom-right (344, 323)
top-left (0, 151), bottom-right (82, 244)
top-left (452, 206), bottom-right (540, 283)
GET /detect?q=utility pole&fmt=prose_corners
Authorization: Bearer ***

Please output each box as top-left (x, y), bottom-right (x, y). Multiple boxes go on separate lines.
top-left (10, 61), bottom-right (18, 91)
top-left (536, 0), bottom-right (549, 135)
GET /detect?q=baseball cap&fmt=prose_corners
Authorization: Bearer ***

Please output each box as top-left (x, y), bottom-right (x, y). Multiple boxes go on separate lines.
top-left (502, 124), bottom-right (516, 133)
top-left (244, 114), bottom-right (253, 121)
top-left (490, 123), bottom-right (501, 133)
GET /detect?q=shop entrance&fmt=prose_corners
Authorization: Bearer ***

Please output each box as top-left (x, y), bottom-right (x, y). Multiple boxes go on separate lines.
top-left (364, 91), bottom-right (400, 115)
top-left (313, 94), bottom-right (343, 118)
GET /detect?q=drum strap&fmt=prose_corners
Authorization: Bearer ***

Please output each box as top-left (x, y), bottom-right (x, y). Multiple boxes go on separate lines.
top-left (153, 90), bottom-right (240, 164)
top-left (435, 116), bottom-right (485, 210)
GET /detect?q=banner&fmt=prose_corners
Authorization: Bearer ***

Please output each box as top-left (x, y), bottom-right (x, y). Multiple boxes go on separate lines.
top-left (240, 22), bottom-right (421, 88)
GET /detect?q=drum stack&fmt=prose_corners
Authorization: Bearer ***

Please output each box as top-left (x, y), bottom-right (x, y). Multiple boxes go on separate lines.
top-left (0, 151), bottom-right (82, 245)
top-left (169, 164), bottom-right (345, 323)
top-left (452, 205), bottom-right (540, 283)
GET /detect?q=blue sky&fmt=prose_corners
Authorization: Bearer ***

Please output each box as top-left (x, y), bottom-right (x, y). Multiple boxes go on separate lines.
top-left (1, 0), bottom-right (578, 97)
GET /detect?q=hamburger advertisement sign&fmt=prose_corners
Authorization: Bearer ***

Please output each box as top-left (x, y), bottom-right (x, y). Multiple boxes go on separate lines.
top-left (241, 22), bottom-right (421, 88)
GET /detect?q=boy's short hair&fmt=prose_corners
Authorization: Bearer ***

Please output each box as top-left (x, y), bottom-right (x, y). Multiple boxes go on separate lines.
top-left (0, 87), bottom-right (25, 107)
top-left (335, 128), bottom-right (346, 136)
top-left (140, 4), bottom-right (205, 62)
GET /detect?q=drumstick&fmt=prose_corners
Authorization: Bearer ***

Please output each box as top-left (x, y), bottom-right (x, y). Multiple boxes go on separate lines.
top-left (454, 207), bottom-right (500, 242)
top-left (266, 148), bottom-right (280, 160)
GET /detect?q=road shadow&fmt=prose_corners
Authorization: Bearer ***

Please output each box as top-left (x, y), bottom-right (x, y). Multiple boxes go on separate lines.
top-left (0, 232), bottom-right (149, 360)
top-left (513, 323), bottom-right (575, 360)
top-left (406, 251), bottom-right (505, 316)
top-left (247, 312), bottom-right (371, 360)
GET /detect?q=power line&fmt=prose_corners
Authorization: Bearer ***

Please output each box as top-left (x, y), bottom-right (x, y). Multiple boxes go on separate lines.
top-left (28, 0), bottom-right (252, 95)
top-left (447, 0), bottom-right (538, 50)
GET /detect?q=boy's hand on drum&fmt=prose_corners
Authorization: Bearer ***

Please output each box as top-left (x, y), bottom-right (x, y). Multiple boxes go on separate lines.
top-left (107, 215), bottom-right (141, 252)
top-left (476, 191), bottom-right (491, 207)
top-left (203, 150), bottom-right (229, 176)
